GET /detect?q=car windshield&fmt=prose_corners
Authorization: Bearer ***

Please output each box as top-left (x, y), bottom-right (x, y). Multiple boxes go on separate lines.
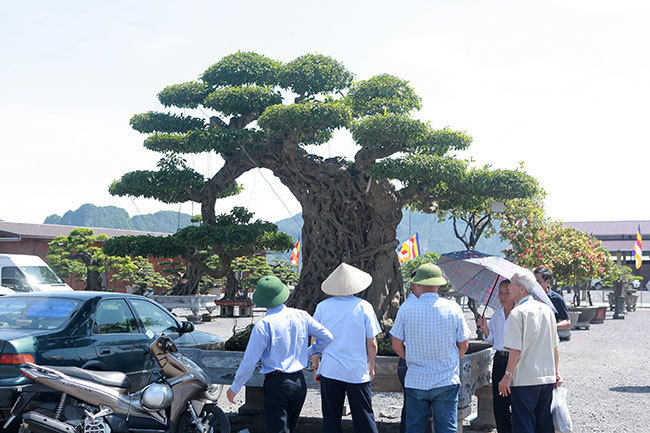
top-left (0, 297), bottom-right (81, 330)
top-left (20, 266), bottom-right (64, 284)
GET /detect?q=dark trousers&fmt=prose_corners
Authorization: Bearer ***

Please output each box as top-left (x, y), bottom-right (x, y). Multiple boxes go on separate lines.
top-left (510, 383), bottom-right (554, 433)
top-left (491, 353), bottom-right (512, 433)
top-left (397, 358), bottom-right (433, 433)
top-left (320, 376), bottom-right (379, 433)
top-left (263, 371), bottom-right (307, 433)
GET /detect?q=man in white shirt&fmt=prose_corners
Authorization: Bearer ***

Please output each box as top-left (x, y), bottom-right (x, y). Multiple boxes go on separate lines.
top-left (312, 263), bottom-right (382, 433)
top-left (499, 270), bottom-right (562, 433)
top-left (390, 263), bottom-right (470, 433)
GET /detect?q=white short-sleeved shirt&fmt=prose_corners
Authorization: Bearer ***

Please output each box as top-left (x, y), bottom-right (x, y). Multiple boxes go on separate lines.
top-left (390, 292), bottom-right (470, 390)
top-left (504, 295), bottom-right (559, 387)
top-left (484, 307), bottom-right (508, 352)
top-left (313, 295), bottom-right (382, 384)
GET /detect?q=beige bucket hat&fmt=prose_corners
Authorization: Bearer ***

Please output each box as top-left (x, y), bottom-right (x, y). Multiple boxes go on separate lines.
top-left (321, 263), bottom-right (373, 296)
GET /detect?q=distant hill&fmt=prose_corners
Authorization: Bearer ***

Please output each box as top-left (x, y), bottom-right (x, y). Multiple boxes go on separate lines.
top-left (274, 211), bottom-right (507, 257)
top-left (44, 203), bottom-right (194, 234)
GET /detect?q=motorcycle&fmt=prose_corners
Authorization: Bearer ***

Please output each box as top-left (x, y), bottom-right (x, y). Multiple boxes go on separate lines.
top-left (4, 333), bottom-right (230, 433)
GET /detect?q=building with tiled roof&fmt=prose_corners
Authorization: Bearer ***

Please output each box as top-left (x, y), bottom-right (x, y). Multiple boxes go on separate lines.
top-left (564, 220), bottom-right (650, 282)
top-left (0, 221), bottom-right (169, 291)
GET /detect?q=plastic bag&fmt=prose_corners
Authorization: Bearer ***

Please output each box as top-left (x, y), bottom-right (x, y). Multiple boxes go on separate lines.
top-left (551, 387), bottom-right (573, 433)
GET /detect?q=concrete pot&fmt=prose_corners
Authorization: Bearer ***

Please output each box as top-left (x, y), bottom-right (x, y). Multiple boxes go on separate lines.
top-left (569, 306), bottom-right (597, 330)
top-left (150, 294), bottom-right (218, 316)
top-left (590, 306), bottom-right (607, 324)
top-left (625, 294), bottom-right (638, 311)
top-left (568, 310), bottom-right (581, 328)
top-left (181, 341), bottom-right (494, 432)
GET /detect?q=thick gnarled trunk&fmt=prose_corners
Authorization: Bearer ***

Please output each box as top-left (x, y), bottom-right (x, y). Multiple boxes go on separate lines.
top-left (282, 169), bottom-right (404, 328)
top-left (170, 263), bottom-right (201, 295)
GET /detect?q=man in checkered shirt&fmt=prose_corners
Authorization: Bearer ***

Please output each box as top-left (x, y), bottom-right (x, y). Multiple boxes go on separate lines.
top-left (391, 263), bottom-right (470, 433)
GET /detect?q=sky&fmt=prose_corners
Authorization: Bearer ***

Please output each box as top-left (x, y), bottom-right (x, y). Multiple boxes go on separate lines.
top-left (1, 0), bottom-right (649, 225)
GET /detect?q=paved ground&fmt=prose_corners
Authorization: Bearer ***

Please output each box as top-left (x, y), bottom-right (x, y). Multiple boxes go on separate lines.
top-left (180, 293), bottom-right (650, 432)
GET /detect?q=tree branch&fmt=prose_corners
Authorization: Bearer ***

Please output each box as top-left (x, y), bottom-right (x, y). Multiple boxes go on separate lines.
top-left (396, 184), bottom-right (420, 205)
top-left (201, 153), bottom-right (258, 223)
top-left (452, 216), bottom-right (471, 250)
top-left (473, 215), bottom-right (492, 247)
top-left (229, 112), bottom-right (258, 129)
top-left (183, 253), bottom-right (228, 280)
top-left (353, 144), bottom-right (402, 172)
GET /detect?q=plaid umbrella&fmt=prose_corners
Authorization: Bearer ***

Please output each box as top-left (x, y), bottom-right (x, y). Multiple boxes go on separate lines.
top-left (437, 250), bottom-right (556, 312)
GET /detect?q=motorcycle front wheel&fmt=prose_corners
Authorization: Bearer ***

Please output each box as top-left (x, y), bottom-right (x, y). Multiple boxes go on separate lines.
top-left (176, 404), bottom-right (230, 433)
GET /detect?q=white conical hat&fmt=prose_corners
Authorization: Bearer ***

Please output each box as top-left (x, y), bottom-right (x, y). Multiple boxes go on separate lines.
top-left (321, 263), bottom-right (373, 296)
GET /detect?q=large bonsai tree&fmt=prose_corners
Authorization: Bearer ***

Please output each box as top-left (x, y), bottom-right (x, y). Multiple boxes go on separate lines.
top-left (110, 51), bottom-right (538, 324)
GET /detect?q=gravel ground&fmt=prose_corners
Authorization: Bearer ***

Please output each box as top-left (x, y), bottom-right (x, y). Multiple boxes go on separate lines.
top-left (180, 293), bottom-right (650, 432)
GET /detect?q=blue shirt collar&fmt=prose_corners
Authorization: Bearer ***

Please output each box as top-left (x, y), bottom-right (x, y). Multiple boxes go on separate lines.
top-left (265, 304), bottom-right (286, 315)
top-left (418, 292), bottom-right (440, 301)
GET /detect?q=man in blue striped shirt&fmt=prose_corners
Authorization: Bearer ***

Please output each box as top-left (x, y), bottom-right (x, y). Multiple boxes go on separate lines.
top-left (391, 263), bottom-right (470, 433)
top-left (227, 276), bottom-right (333, 433)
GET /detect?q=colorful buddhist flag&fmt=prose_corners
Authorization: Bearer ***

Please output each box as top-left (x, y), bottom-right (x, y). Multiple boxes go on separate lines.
top-left (398, 233), bottom-right (421, 264)
top-left (634, 225), bottom-right (642, 269)
top-left (289, 239), bottom-right (300, 266)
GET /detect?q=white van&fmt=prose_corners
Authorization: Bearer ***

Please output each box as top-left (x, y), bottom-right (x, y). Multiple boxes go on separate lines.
top-left (0, 254), bottom-right (73, 292)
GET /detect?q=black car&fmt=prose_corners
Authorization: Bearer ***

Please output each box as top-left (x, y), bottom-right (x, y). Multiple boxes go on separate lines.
top-left (0, 291), bottom-right (223, 423)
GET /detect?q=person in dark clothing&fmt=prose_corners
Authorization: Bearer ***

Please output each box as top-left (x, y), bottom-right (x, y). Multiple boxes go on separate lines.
top-left (477, 280), bottom-right (515, 433)
top-left (534, 267), bottom-right (572, 340)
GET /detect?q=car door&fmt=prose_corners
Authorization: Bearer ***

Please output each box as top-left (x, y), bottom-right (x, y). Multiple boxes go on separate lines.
top-left (93, 298), bottom-right (151, 384)
top-left (127, 298), bottom-right (196, 348)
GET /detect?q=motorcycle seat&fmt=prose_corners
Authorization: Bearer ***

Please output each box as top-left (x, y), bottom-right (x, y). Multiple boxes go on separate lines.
top-left (50, 366), bottom-right (131, 388)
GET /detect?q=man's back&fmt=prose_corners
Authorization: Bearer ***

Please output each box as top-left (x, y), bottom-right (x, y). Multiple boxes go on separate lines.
top-left (391, 292), bottom-right (469, 390)
top-left (253, 305), bottom-right (319, 373)
top-left (314, 295), bottom-right (381, 383)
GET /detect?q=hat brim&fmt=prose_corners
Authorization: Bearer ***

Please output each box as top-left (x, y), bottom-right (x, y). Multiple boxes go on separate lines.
top-left (412, 275), bottom-right (447, 286)
top-left (322, 285), bottom-right (368, 296)
top-left (253, 284), bottom-right (290, 308)
top-left (321, 263), bottom-right (373, 296)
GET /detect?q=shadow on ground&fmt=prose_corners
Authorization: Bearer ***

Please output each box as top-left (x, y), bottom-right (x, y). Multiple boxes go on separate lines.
top-left (228, 414), bottom-right (402, 433)
top-left (609, 386), bottom-right (650, 393)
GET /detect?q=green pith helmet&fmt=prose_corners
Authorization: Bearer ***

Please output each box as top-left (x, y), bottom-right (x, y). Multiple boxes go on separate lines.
top-left (252, 275), bottom-right (290, 308)
top-left (412, 263), bottom-right (447, 286)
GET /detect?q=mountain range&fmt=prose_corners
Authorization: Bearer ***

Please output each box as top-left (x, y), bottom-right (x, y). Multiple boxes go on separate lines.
top-left (42, 203), bottom-right (506, 255)
top-left (44, 204), bottom-right (195, 234)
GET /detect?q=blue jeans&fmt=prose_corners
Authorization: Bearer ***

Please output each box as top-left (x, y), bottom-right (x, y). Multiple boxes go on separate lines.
top-left (404, 384), bottom-right (459, 433)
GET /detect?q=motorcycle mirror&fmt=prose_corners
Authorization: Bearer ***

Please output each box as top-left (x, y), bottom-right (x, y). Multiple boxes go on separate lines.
top-left (180, 321), bottom-right (195, 334)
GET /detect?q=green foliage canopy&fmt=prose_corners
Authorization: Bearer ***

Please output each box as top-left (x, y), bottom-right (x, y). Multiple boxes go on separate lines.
top-left (116, 51), bottom-right (543, 319)
top-left (346, 74), bottom-right (421, 116)
top-left (115, 52), bottom-right (538, 217)
top-left (111, 256), bottom-right (171, 295)
top-left (103, 207), bottom-right (294, 280)
top-left (47, 228), bottom-right (136, 291)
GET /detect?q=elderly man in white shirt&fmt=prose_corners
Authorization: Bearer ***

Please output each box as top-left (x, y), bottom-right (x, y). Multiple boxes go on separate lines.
top-left (498, 270), bottom-right (562, 433)
top-left (477, 279), bottom-right (515, 433)
top-left (312, 263), bottom-right (382, 433)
